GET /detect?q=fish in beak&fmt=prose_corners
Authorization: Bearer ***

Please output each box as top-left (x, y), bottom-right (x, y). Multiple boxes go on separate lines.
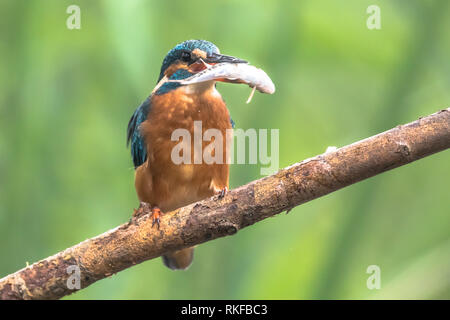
top-left (174, 61), bottom-right (275, 103)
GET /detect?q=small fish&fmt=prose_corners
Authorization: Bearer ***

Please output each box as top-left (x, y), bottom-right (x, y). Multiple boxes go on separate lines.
top-left (170, 63), bottom-right (276, 103)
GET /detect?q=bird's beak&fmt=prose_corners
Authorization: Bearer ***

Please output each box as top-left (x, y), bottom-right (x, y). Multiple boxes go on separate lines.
top-left (189, 53), bottom-right (247, 76)
top-left (193, 53), bottom-right (247, 83)
top-left (203, 52), bottom-right (247, 65)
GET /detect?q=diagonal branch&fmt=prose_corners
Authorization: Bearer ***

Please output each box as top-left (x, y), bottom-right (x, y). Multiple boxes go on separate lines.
top-left (1, 108), bottom-right (449, 300)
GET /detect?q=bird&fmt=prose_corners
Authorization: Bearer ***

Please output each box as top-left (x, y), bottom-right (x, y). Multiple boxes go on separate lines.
top-left (127, 40), bottom-right (247, 270)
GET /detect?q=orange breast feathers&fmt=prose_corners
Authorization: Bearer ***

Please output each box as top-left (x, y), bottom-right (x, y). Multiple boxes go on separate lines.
top-left (134, 85), bottom-right (232, 212)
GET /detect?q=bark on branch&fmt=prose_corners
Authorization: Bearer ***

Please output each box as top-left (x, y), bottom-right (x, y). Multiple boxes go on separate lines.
top-left (1, 108), bottom-right (449, 300)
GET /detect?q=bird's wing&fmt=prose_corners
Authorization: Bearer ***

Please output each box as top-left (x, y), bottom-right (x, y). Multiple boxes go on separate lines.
top-left (127, 96), bottom-right (152, 169)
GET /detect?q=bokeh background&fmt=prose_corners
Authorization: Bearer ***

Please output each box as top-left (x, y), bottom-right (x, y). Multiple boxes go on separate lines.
top-left (0, 0), bottom-right (449, 299)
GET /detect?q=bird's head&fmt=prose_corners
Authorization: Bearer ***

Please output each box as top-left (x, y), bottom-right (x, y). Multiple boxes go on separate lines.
top-left (155, 40), bottom-right (246, 93)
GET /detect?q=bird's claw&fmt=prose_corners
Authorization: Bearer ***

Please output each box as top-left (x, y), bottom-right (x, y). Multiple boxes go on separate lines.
top-left (133, 201), bottom-right (149, 218)
top-left (217, 187), bottom-right (228, 199)
top-left (151, 207), bottom-right (162, 229)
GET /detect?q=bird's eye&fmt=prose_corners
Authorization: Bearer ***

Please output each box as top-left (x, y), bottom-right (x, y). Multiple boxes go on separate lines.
top-left (180, 51), bottom-right (191, 62)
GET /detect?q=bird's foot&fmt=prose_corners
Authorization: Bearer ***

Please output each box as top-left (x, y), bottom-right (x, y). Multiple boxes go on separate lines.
top-left (133, 201), bottom-right (150, 218)
top-left (151, 206), bottom-right (162, 229)
top-left (216, 187), bottom-right (228, 199)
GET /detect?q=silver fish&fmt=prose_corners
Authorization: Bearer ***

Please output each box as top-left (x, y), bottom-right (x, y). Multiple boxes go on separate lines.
top-left (172, 63), bottom-right (276, 96)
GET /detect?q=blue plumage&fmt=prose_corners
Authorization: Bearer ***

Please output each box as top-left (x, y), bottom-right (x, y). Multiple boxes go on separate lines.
top-left (127, 96), bottom-right (151, 168)
top-left (155, 69), bottom-right (194, 95)
top-left (158, 40), bottom-right (219, 81)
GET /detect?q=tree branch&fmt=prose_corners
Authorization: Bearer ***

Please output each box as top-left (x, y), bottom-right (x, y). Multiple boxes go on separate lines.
top-left (1, 108), bottom-right (449, 300)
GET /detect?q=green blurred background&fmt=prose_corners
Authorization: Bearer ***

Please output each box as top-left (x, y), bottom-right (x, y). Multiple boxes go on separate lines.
top-left (0, 0), bottom-right (449, 299)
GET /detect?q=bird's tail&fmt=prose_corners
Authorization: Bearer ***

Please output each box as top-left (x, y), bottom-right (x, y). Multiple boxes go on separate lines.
top-left (162, 247), bottom-right (194, 270)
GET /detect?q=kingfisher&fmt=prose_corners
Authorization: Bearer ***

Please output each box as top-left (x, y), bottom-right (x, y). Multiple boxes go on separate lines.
top-left (127, 40), bottom-right (247, 270)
